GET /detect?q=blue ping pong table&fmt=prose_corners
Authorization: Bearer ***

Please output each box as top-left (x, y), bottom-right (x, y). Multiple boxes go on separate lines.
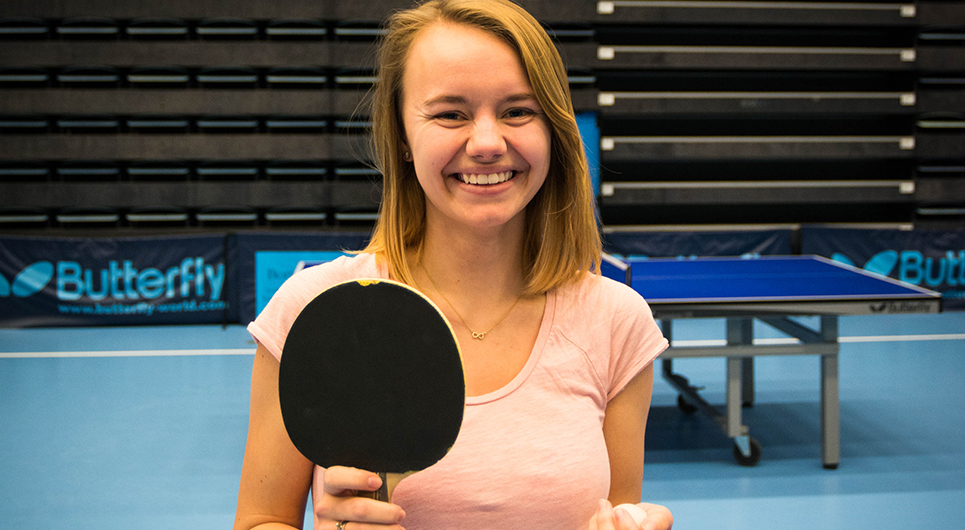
top-left (604, 254), bottom-right (942, 469)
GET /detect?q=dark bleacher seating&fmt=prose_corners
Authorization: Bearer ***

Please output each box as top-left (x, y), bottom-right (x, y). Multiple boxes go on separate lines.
top-left (126, 161), bottom-right (191, 180)
top-left (125, 18), bottom-right (190, 40)
top-left (265, 207), bottom-right (328, 227)
top-left (195, 206), bottom-right (260, 227)
top-left (0, 0), bottom-right (962, 234)
top-left (127, 67), bottom-right (191, 88)
top-left (0, 161), bottom-right (50, 181)
top-left (266, 19), bottom-right (328, 40)
top-left (55, 207), bottom-right (122, 229)
top-left (0, 17), bottom-right (49, 40)
top-left (0, 207), bottom-right (51, 229)
top-left (56, 160), bottom-right (121, 180)
top-left (55, 17), bottom-right (120, 40)
top-left (265, 161), bottom-right (327, 180)
top-left (196, 18), bottom-right (260, 40)
top-left (125, 207), bottom-right (191, 228)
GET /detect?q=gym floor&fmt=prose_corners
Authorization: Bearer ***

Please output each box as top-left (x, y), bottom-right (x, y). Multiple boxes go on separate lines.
top-left (2, 312), bottom-right (963, 529)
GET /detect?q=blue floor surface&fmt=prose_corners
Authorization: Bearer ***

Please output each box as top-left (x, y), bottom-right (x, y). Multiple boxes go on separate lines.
top-left (1, 312), bottom-right (963, 529)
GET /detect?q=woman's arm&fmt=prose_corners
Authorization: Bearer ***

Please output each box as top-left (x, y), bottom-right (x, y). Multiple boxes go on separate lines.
top-left (596, 363), bottom-right (673, 530)
top-left (234, 345), bottom-right (407, 530)
top-left (603, 363), bottom-right (653, 504)
top-left (233, 344), bottom-right (315, 530)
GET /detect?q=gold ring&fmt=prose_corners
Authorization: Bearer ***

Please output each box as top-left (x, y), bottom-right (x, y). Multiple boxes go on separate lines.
top-left (336, 522), bottom-right (349, 530)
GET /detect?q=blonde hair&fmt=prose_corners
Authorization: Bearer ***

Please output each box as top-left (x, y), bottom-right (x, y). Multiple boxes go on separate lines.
top-left (363, 0), bottom-right (601, 294)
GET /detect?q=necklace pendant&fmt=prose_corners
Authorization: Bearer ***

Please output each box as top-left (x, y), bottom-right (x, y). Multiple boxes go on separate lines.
top-left (471, 331), bottom-right (486, 340)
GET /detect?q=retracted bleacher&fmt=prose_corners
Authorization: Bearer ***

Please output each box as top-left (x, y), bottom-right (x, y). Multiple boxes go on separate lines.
top-left (576, 0), bottom-right (965, 229)
top-left (0, 0), bottom-right (962, 233)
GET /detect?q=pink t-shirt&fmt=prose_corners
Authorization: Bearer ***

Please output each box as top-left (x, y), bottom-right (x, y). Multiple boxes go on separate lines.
top-left (248, 253), bottom-right (668, 530)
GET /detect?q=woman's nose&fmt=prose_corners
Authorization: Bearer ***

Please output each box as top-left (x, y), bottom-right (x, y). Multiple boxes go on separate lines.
top-left (466, 115), bottom-right (507, 161)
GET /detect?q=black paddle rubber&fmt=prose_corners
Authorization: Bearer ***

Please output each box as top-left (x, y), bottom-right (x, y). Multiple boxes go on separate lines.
top-left (279, 279), bottom-right (465, 478)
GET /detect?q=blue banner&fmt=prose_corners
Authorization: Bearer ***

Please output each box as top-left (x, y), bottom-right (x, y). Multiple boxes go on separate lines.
top-left (576, 112), bottom-right (600, 196)
top-left (233, 232), bottom-right (370, 324)
top-left (802, 227), bottom-right (965, 310)
top-left (603, 229), bottom-right (793, 259)
top-left (0, 234), bottom-right (230, 327)
top-left (254, 250), bottom-right (348, 316)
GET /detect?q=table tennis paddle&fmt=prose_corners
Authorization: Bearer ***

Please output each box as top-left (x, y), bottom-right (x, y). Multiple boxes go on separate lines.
top-left (279, 278), bottom-right (466, 502)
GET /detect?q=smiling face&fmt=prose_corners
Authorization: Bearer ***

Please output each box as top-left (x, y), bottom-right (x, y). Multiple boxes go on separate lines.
top-left (400, 22), bottom-right (551, 235)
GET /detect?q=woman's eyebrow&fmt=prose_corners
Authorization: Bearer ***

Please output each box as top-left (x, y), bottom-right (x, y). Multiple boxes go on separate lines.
top-left (422, 93), bottom-right (537, 107)
top-left (504, 93), bottom-right (537, 104)
top-left (422, 95), bottom-right (467, 107)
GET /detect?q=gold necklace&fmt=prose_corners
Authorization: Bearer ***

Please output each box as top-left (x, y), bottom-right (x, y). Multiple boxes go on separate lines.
top-left (420, 263), bottom-right (523, 340)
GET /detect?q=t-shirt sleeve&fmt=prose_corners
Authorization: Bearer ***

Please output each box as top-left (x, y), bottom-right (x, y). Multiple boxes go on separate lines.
top-left (604, 280), bottom-right (669, 401)
top-left (247, 255), bottom-right (369, 361)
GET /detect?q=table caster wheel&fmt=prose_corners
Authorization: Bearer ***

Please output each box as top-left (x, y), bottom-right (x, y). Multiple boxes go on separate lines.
top-left (677, 394), bottom-right (697, 414)
top-left (733, 437), bottom-right (762, 466)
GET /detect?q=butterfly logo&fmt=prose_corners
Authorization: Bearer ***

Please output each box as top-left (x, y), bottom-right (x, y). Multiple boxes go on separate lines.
top-left (0, 261), bottom-right (54, 298)
top-left (831, 250), bottom-right (899, 278)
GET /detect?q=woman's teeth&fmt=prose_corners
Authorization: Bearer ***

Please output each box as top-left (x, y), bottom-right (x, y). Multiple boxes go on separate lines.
top-left (457, 171), bottom-right (514, 185)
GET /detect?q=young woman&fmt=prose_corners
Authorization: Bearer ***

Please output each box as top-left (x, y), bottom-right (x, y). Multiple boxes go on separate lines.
top-left (234, 1), bottom-right (672, 529)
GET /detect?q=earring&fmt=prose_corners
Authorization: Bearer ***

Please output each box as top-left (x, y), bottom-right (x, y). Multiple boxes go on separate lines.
top-left (403, 151), bottom-right (412, 161)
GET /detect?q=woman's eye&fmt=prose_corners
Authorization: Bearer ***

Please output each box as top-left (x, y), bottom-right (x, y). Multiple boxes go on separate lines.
top-left (505, 108), bottom-right (534, 119)
top-left (435, 112), bottom-right (462, 121)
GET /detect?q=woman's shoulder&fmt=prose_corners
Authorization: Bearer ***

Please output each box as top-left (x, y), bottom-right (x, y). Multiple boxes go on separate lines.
top-left (248, 252), bottom-right (385, 359)
top-left (552, 271), bottom-right (660, 344)
top-left (556, 271), bottom-right (649, 313)
top-left (551, 271), bottom-right (666, 395)
top-left (288, 252), bottom-right (383, 289)
top-left (273, 252), bottom-right (378, 298)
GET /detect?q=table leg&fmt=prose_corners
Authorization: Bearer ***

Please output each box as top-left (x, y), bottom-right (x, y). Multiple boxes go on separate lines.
top-left (660, 319), bottom-right (674, 379)
top-left (726, 356), bottom-right (744, 438)
top-left (660, 319), bottom-right (673, 346)
top-left (727, 318), bottom-right (755, 407)
top-left (821, 316), bottom-right (841, 469)
top-left (742, 357), bottom-right (755, 407)
top-left (725, 318), bottom-right (753, 440)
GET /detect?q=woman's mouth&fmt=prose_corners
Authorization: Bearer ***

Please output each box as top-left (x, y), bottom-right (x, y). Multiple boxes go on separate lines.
top-left (453, 170), bottom-right (516, 185)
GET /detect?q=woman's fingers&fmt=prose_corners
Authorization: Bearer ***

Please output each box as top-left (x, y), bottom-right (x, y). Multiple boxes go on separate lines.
top-left (590, 499), bottom-right (617, 530)
top-left (316, 495), bottom-right (406, 526)
top-left (614, 503), bottom-right (648, 528)
top-left (316, 467), bottom-right (406, 526)
top-left (323, 466), bottom-right (383, 496)
top-left (593, 500), bottom-right (662, 530)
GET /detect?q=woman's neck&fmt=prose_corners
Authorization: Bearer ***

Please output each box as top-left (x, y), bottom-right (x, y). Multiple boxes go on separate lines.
top-left (413, 216), bottom-right (527, 302)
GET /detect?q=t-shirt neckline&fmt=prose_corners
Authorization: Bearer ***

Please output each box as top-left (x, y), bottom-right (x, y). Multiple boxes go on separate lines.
top-left (465, 289), bottom-right (556, 406)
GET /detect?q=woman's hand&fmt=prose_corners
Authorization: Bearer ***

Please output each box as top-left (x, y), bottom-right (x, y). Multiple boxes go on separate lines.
top-left (588, 500), bottom-right (673, 530)
top-left (314, 466), bottom-right (407, 529)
